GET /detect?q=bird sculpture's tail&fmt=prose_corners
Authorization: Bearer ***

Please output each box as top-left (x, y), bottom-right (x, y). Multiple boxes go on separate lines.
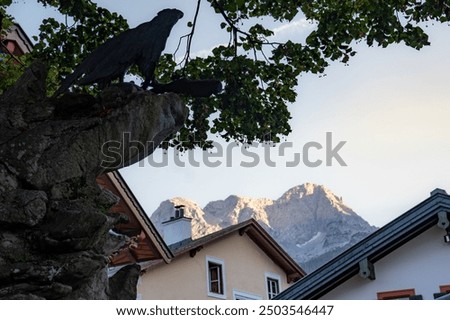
top-left (151, 79), bottom-right (222, 97)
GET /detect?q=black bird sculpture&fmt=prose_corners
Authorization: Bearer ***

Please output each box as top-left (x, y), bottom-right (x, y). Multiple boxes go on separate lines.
top-left (55, 8), bottom-right (184, 96)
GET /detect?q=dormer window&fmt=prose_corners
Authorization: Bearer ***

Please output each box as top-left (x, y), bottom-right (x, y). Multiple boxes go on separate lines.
top-left (174, 205), bottom-right (185, 218)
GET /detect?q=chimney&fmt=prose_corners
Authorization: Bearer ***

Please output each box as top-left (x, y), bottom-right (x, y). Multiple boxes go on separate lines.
top-left (161, 205), bottom-right (192, 245)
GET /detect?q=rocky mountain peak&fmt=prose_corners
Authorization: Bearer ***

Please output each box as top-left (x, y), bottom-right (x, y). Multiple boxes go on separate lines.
top-left (150, 183), bottom-right (377, 272)
top-left (279, 183), bottom-right (351, 214)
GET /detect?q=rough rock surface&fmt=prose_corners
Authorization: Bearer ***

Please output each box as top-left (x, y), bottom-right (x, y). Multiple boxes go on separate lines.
top-left (0, 61), bottom-right (187, 299)
top-left (108, 264), bottom-right (141, 300)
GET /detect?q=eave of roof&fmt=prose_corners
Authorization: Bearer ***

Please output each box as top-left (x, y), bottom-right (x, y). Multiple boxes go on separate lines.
top-left (169, 219), bottom-right (306, 283)
top-left (3, 23), bottom-right (34, 53)
top-left (275, 189), bottom-right (450, 300)
top-left (105, 171), bottom-right (174, 264)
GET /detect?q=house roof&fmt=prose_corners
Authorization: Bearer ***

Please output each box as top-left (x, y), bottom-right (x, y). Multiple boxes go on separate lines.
top-left (275, 188), bottom-right (450, 300)
top-left (1, 23), bottom-right (34, 55)
top-left (97, 171), bottom-right (173, 266)
top-left (168, 219), bottom-right (306, 283)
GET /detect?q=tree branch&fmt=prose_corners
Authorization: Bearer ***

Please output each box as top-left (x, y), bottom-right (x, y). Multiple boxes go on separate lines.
top-left (184, 0), bottom-right (202, 67)
top-left (212, 0), bottom-right (251, 39)
top-left (211, 0), bottom-right (283, 54)
top-left (175, 0), bottom-right (202, 68)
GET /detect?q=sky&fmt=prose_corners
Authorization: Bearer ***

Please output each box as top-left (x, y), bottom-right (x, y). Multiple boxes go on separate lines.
top-left (7, 1), bottom-right (450, 227)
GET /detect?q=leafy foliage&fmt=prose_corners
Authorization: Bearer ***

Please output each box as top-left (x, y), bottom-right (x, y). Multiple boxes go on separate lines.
top-left (32, 0), bottom-right (128, 94)
top-left (159, 0), bottom-right (450, 148)
top-left (2, 0), bottom-right (450, 147)
top-left (1, 1), bottom-right (13, 33)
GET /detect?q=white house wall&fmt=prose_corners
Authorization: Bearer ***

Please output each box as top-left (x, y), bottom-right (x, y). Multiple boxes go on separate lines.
top-left (322, 226), bottom-right (450, 300)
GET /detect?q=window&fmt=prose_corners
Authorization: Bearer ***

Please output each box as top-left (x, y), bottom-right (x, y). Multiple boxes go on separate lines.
top-left (267, 278), bottom-right (280, 299)
top-left (209, 262), bottom-right (223, 294)
top-left (206, 256), bottom-right (226, 299)
top-left (265, 272), bottom-right (281, 299)
top-left (377, 289), bottom-right (421, 300)
top-left (233, 290), bottom-right (262, 300)
top-left (174, 205), bottom-right (185, 218)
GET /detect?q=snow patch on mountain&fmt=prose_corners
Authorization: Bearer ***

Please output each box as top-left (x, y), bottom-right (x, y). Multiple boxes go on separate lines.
top-left (296, 232), bottom-right (323, 249)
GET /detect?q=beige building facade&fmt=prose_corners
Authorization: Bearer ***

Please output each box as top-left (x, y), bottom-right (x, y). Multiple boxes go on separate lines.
top-left (138, 219), bottom-right (304, 300)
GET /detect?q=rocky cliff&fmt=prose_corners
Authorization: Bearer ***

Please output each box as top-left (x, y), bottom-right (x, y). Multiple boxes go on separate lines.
top-left (0, 61), bottom-right (187, 299)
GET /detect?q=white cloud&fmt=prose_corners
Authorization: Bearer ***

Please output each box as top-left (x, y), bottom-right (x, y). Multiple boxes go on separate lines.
top-left (272, 18), bottom-right (314, 37)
